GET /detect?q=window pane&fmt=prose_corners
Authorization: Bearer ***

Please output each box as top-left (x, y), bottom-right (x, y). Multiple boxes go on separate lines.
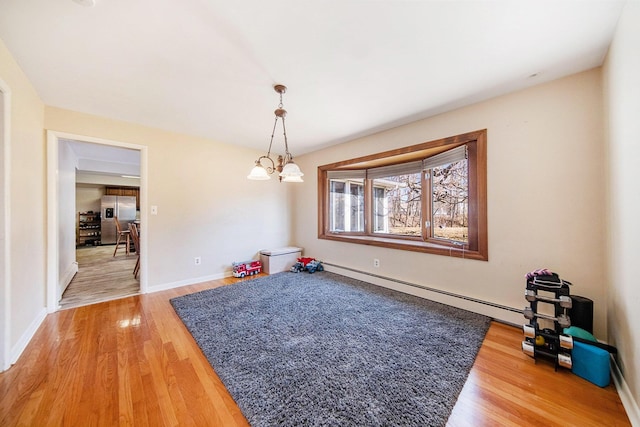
top-left (373, 187), bottom-right (386, 232)
top-left (349, 182), bottom-right (364, 232)
top-left (373, 173), bottom-right (422, 236)
top-left (330, 181), bottom-right (345, 231)
top-left (431, 159), bottom-right (468, 243)
top-left (329, 179), bottom-right (364, 232)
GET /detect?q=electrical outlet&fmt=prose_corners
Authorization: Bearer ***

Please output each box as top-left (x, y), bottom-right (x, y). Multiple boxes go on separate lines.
top-left (194, 256), bottom-right (201, 266)
top-left (373, 258), bottom-right (380, 268)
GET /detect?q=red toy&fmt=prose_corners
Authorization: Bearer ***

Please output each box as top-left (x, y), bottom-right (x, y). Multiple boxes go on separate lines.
top-left (232, 260), bottom-right (262, 278)
top-left (297, 257), bottom-right (315, 266)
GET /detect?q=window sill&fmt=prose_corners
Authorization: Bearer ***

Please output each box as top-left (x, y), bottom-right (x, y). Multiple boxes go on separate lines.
top-left (319, 233), bottom-right (488, 261)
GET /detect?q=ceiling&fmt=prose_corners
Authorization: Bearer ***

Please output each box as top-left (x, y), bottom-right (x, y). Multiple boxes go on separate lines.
top-left (64, 139), bottom-right (140, 178)
top-left (0, 0), bottom-right (625, 156)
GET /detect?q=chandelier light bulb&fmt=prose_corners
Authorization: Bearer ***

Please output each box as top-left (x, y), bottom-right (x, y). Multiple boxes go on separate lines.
top-left (279, 161), bottom-right (304, 178)
top-left (247, 164), bottom-right (271, 180)
top-left (282, 175), bottom-right (304, 183)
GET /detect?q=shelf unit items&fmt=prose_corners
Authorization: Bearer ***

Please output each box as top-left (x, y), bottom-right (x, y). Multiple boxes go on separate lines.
top-left (77, 211), bottom-right (101, 246)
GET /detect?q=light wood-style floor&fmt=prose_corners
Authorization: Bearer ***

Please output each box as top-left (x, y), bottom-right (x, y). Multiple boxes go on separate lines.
top-left (0, 275), bottom-right (630, 426)
top-left (60, 245), bottom-right (140, 310)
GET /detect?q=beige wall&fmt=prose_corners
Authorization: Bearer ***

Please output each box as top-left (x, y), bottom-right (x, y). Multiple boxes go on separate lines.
top-left (603, 0), bottom-right (640, 415)
top-left (76, 185), bottom-right (104, 215)
top-left (45, 107), bottom-right (293, 290)
top-left (294, 69), bottom-right (607, 335)
top-left (0, 38), bottom-right (46, 360)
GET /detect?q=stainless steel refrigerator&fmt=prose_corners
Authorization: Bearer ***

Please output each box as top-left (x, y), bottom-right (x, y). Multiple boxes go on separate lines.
top-left (100, 195), bottom-right (137, 244)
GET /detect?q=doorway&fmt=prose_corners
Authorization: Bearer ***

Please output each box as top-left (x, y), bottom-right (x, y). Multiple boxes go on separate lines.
top-left (46, 131), bottom-right (148, 313)
top-left (60, 140), bottom-right (141, 309)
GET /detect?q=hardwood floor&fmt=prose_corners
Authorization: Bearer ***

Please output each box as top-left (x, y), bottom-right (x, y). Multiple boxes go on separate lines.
top-left (0, 275), bottom-right (630, 426)
top-left (60, 245), bottom-right (140, 310)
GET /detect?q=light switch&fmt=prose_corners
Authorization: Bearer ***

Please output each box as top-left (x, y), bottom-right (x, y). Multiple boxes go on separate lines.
top-left (151, 205), bottom-right (158, 215)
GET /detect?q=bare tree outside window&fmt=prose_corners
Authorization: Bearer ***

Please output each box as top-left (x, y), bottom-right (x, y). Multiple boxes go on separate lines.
top-left (431, 159), bottom-right (468, 243)
top-left (373, 173), bottom-right (422, 236)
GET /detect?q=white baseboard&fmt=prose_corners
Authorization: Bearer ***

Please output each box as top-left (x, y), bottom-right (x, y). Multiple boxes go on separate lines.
top-left (10, 307), bottom-right (47, 365)
top-left (59, 262), bottom-right (78, 300)
top-left (146, 271), bottom-right (232, 294)
top-left (611, 356), bottom-right (640, 426)
top-left (324, 264), bottom-right (523, 326)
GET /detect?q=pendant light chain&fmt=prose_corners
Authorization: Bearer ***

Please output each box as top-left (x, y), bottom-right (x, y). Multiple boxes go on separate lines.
top-left (277, 88), bottom-right (291, 162)
top-left (266, 115), bottom-right (278, 159)
top-left (281, 116), bottom-right (291, 163)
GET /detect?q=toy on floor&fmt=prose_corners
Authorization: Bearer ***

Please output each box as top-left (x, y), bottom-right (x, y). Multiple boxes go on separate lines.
top-left (290, 257), bottom-right (324, 273)
top-left (232, 260), bottom-right (262, 278)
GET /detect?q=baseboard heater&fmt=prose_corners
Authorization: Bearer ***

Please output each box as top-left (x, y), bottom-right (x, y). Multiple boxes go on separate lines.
top-left (324, 262), bottom-right (521, 315)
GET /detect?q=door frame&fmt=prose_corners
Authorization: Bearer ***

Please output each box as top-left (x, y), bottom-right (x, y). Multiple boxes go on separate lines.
top-left (46, 131), bottom-right (148, 313)
top-left (0, 78), bottom-right (11, 371)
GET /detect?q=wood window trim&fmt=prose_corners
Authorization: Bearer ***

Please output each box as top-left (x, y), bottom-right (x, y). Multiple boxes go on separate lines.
top-left (318, 129), bottom-right (488, 261)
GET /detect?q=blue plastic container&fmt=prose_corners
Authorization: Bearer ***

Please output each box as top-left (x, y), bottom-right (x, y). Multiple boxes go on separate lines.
top-left (571, 341), bottom-right (610, 387)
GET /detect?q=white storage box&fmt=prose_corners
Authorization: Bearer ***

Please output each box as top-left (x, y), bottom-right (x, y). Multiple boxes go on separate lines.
top-left (260, 247), bottom-right (302, 274)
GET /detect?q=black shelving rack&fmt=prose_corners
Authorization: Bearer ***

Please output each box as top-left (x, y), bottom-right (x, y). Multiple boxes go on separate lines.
top-left (521, 274), bottom-right (574, 370)
top-left (77, 211), bottom-right (101, 246)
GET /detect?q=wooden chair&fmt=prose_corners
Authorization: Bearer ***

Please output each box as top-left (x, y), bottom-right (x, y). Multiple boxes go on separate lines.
top-left (128, 223), bottom-right (140, 278)
top-left (113, 216), bottom-right (130, 256)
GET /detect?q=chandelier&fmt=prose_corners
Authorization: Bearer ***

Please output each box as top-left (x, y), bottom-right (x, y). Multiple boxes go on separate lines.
top-left (247, 84), bottom-right (304, 182)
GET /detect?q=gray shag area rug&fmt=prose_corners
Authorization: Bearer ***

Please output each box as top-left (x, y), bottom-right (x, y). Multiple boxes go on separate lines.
top-left (171, 271), bottom-right (490, 427)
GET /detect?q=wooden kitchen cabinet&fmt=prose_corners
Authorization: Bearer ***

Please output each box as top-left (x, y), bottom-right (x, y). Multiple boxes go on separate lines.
top-left (105, 186), bottom-right (140, 209)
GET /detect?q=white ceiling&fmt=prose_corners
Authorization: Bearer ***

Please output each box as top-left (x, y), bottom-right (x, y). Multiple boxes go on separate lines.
top-left (65, 140), bottom-right (139, 165)
top-left (0, 0), bottom-right (626, 156)
top-left (64, 139), bottom-right (140, 176)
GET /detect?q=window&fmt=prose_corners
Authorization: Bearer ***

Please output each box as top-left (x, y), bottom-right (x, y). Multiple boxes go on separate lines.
top-left (372, 176), bottom-right (422, 236)
top-left (318, 129), bottom-right (487, 260)
top-left (329, 178), bottom-right (364, 232)
top-left (425, 144), bottom-right (468, 244)
top-left (369, 161), bottom-right (423, 237)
